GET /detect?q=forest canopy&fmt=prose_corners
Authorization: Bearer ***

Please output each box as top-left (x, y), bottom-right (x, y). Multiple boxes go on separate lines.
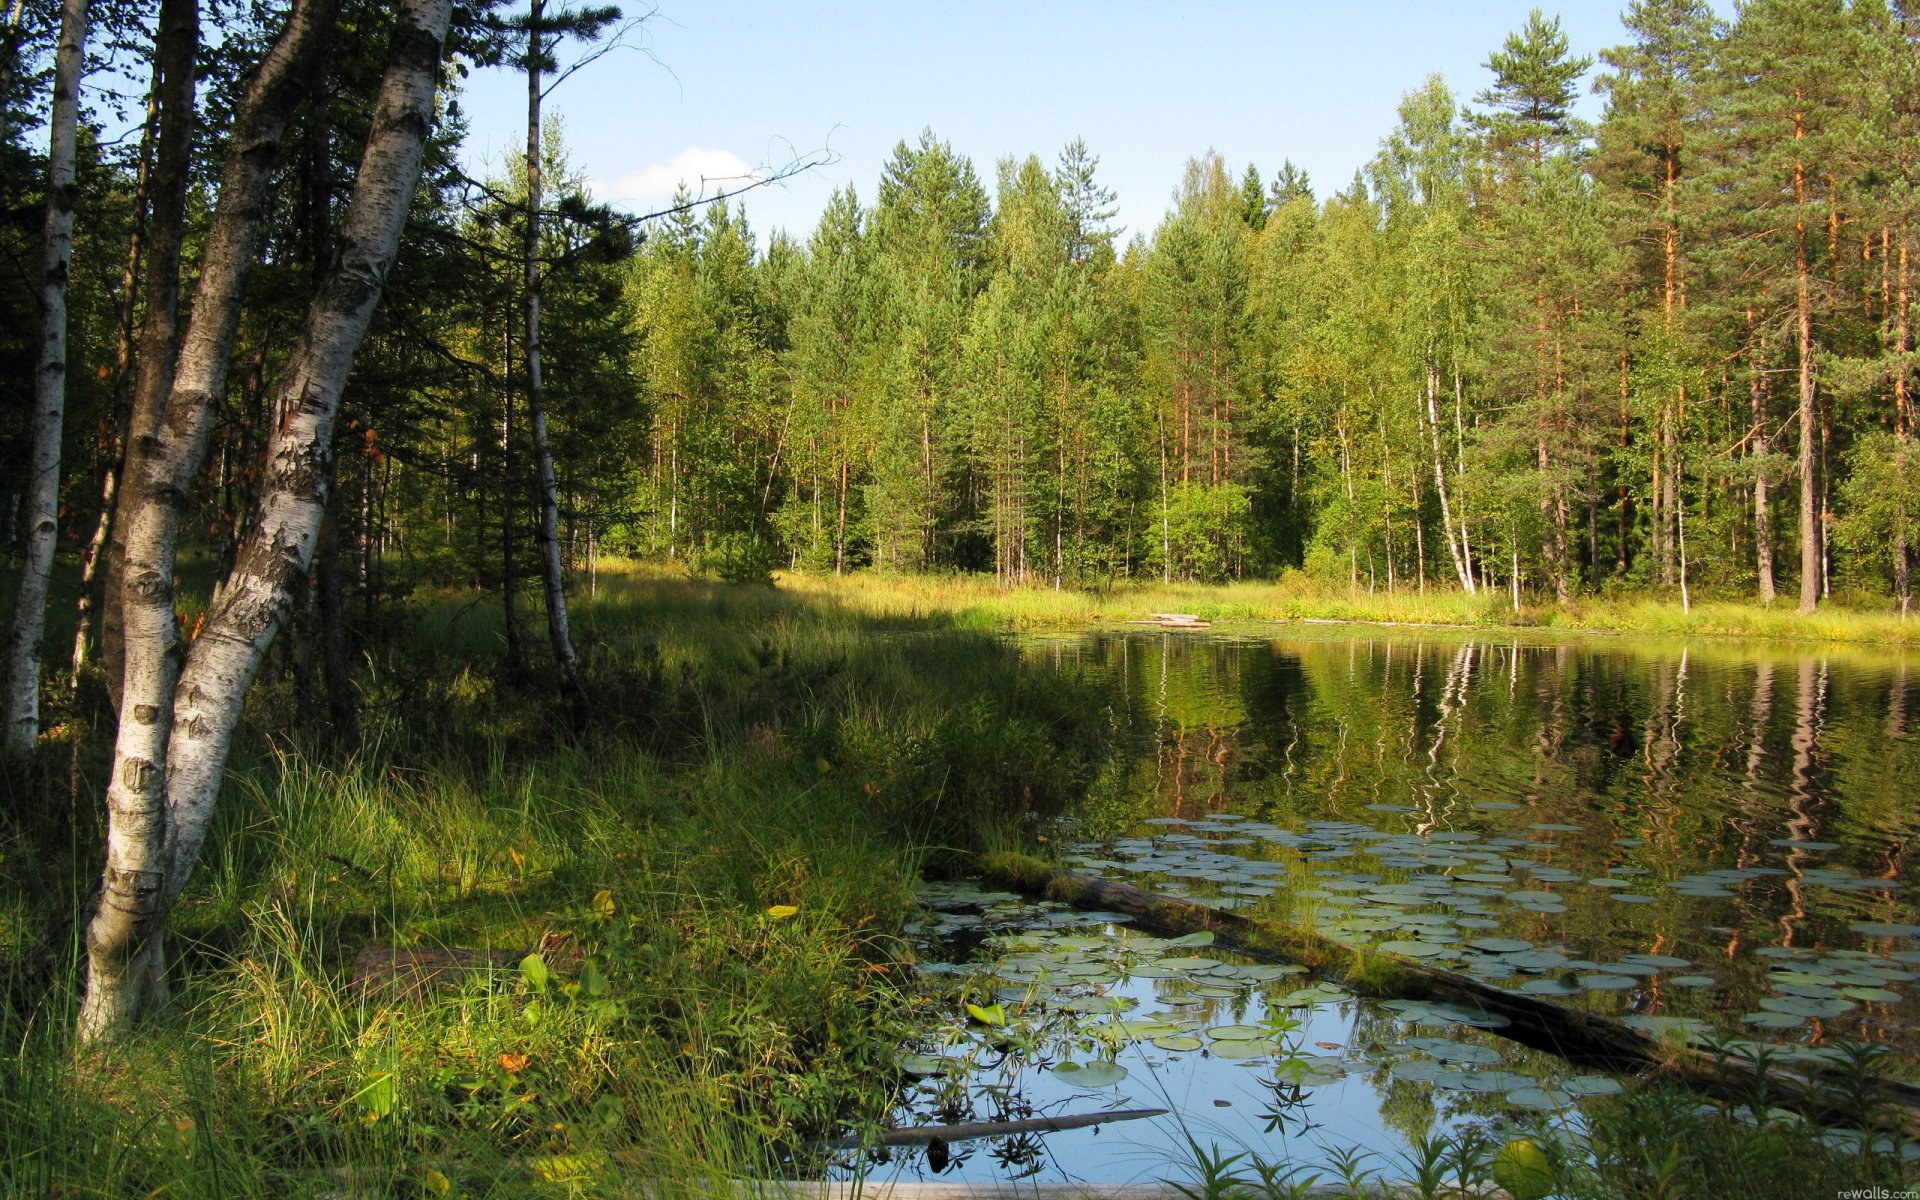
top-left (2, 1), bottom-right (1915, 634)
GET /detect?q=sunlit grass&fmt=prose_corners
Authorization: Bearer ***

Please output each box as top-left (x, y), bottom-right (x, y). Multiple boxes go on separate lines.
top-left (3, 561), bottom-right (1917, 1196)
top-left (0, 567), bottom-right (1114, 1195)
top-left (768, 564), bottom-right (1920, 648)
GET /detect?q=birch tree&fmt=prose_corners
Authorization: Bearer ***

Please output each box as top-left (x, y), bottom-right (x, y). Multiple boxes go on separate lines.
top-left (2, 0), bottom-right (85, 758)
top-left (72, 0), bottom-right (197, 681)
top-left (511, 0), bottom-right (618, 718)
top-left (82, 0), bottom-right (453, 1039)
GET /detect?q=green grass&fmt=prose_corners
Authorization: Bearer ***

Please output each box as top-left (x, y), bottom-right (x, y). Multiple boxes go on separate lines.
top-left (0, 568), bottom-right (1111, 1196)
top-left (771, 564), bottom-right (1920, 649)
top-left (1, 560), bottom-right (1916, 1197)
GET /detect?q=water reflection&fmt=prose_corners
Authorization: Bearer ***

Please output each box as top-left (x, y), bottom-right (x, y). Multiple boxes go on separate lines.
top-left (1052, 631), bottom-right (1917, 910)
top-left (876, 628), bottom-right (1920, 1185)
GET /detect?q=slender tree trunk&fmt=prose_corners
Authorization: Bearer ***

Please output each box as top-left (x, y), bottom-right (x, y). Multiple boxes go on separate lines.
top-left (1158, 412), bottom-right (1171, 584)
top-left (1792, 115), bottom-right (1821, 614)
top-left (1424, 364), bottom-right (1471, 592)
top-left (1897, 233), bottom-right (1912, 614)
top-left (3, 0), bottom-right (87, 756)
top-left (522, 1), bottom-right (588, 720)
top-left (316, 496), bottom-right (358, 744)
top-left (74, 70), bottom-right (158, 685)
top-left (76, 0), bottom-right (197, 685)
top-left (1454, 369), bottom-right (1474, 592)
top-left (77, 0), bottom-right (362, 1041)
top-left (501, 356), bottom-right (523, 671)
top-left (1750, 313), bottom-right (1775, 605)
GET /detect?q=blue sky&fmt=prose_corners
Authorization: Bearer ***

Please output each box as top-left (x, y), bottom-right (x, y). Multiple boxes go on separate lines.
top-left (452, 1), bottom-right (1687, 247)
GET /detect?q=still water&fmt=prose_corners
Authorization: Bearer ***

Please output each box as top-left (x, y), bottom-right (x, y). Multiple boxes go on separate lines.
top-left (850, 626), bottom-right (1920, 1186)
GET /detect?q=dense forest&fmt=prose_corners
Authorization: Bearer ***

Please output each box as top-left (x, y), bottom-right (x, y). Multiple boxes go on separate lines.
top-left (620, 1), bottom-right (1919, 608)
top-left (0, 0), bottom-right (1917, 990)
top-left (1, 4), bottom-right (1919, 1183)
top-left (5, 2), bottom-right (1918, 647)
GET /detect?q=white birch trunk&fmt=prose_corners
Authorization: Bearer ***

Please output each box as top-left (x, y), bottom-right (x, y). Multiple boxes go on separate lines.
top-left (1423, 364), bottom-right (1471, 594)
top-left (523, 3), bottom-right (588, 716)
top-left (73, 0), bottom-right (196, 682)
top-left (2, 0), bottom-right (86, 758)
top-left (81, 0), bottom-right (451, 1041)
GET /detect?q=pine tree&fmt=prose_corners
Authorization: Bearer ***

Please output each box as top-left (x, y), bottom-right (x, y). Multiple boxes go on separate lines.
top-left (1709, 0), bottom-right (1868, 611)
top-left (1472, 8), bottom-right (1594, 167)
top-left (1596, 0), bottom-right (1720, 594)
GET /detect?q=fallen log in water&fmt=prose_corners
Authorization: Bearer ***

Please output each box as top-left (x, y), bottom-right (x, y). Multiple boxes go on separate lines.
top-left (823, 1107), bottom-right (1169, 1151)
top-left (977, 852), bottom-right (1920, 1137)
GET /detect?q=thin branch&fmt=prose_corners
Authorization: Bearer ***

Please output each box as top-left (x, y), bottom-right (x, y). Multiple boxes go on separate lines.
top-left (541, 5), bottom-right (656, 97)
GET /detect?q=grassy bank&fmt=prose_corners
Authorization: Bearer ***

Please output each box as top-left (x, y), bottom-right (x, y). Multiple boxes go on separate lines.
top-left (1, 565), bottom-right (1914, 1197)
top-left (773, 566), bottom-right (1920, 648)
top-left (0, 572), bottom-right (1110, 1196)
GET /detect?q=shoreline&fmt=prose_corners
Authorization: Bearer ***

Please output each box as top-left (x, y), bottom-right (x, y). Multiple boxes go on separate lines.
top-left (765, 568), bottom-right (1920, 654)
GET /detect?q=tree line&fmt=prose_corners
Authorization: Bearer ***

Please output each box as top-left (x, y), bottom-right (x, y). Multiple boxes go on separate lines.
top-left (0, 0), bottom-right (1915, 1036)
top-left (618, 1), bottom-right (1916, 613)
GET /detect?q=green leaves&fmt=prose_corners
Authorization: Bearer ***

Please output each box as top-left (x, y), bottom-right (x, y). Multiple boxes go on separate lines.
top-left (519, 952), bottom-right (550, 994)
top-left (356, 1071), bottom-right (397, 1125)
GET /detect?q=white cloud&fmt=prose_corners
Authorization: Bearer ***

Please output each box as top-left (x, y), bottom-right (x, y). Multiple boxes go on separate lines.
top-left (591, 146), bottom-right (762, 205)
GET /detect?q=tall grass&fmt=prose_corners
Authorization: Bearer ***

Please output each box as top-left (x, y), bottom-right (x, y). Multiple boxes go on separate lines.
top-left (770, 564), bottom-right (1920, 648)
top-left (0, 570), bottom-right (1115, 1195)
top-left (3, 562), bottom-right (1915, 1195)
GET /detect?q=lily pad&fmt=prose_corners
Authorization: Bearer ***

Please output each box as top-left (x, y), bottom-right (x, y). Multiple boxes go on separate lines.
top-left (1760, 996), bottom-right (1857, 1018)
top-left (1506, 1086), bottom-right (1574, 1110)
top-left (1562, 1075), bottom-right (1625, 1097)
top-left (1390, 1060), bottom-right (1450, 1082)
top-left (1850, 923), bottom-right (1920, 939)
top-left (1379, 940), bottom-right (1450, 958)
top-left (1051, 1061), bottom-right (1129, 1087)
top-left (1207, 1039), bottom-right (1270, 1060)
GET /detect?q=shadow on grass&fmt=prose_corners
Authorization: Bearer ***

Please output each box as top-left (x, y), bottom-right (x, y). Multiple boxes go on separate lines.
top-left (0, 567), bottom-right (1123, 1196)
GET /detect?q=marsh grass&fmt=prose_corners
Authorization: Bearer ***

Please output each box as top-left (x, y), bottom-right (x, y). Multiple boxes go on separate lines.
top-left (0, 569), bottom-right (1113, 1196)
top-left (2, 563), bottom-right (1917, 1196)
top-left (770, 564), bottom-right (1920, 649)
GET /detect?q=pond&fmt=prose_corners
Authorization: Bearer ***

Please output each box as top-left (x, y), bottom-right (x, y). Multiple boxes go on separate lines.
top-left (844, 625), bottom-right (1920, 1187)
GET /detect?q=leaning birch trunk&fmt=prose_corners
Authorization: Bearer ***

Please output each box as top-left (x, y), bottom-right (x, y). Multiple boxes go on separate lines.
top-left (1, 0), bottom-right (86, 758)
top-left (154, 0), bottom-right (452, 913)
top-left (73, 0), bottom-right (197, 683)
top-left (77, 0), bottom-right (352, 1040)
top-left (523, 2), bottom-right (590, 720)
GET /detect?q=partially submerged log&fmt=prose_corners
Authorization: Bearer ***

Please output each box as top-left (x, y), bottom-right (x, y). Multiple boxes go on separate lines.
top-left (301, 1170), bottom-right (1433, 1200)
top-left (979, 852), bottom-right (1920, 1137)
top-left (824, 1107), bottom-right (1169, 1151)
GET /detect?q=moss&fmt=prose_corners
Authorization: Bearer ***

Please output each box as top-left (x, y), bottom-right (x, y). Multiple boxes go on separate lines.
top-left (977, 850), bottom-right (1059, 893)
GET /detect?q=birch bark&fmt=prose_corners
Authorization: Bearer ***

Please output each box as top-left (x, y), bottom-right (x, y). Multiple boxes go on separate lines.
top-left (82, 0), bottom-right (450, 1039)
top-left (523, 1), bottom-right (589, 718)
top-left (1, 0), bottom-right (86, 757)
top-left (74, 0), bottom-right (197, 682)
